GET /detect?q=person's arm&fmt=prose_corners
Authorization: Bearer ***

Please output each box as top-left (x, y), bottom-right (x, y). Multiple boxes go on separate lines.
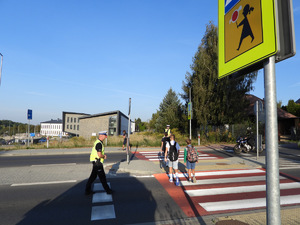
top-left (177, 143), bottom-right (180, 156)
top-left (164, 143), bottom-right (169, 161)
top-left (96, 142), bottom-right (106, 160)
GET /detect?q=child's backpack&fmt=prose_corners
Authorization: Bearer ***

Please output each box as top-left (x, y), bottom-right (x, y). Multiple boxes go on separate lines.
top-left (168, 141), bottom-right (179, 162)
top-left (187, 146), bottom-right (198, 163)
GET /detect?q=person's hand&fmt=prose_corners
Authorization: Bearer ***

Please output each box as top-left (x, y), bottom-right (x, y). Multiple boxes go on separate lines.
top-left (104, 155), bottom-right (107, 160)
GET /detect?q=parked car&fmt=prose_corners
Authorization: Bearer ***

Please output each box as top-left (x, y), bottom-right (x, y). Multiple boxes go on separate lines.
top-left (0, 138), bottom-right (6, 145)
top-left (7, 139), bottom-right (15, 145)
top-left (39, 137), bottom-right (47, 143)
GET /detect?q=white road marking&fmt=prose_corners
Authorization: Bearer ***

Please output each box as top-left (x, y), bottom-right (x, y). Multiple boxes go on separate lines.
top-left (200, 195), bottom-right (300, 212)
top-left (11, 180), bottom-right (77, 186)
top-left (92, 192), bottom-right (113, 203)
top-left (185, 182), bottom-right (300, 197)
top-left (180, 175), bottom-right (287, 186)
top-left (93, 182), bottom-right (111, 191)
top-left (177, 169), bottom-right (264, 178)
top-left (31, 163), bottom-right (76, 167)
top-left (91, 205), bottom-right (116, 221)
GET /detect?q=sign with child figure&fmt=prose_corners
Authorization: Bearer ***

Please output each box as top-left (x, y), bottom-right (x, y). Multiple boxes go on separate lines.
top-left (219, 0), bottom-right (277, 78)
top-left (225, 0), bottom-right (263, 62)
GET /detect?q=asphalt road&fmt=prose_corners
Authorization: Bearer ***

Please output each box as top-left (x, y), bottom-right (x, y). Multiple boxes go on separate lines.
top-left (1, 145), bottom-right (300, 225)
top-left (0, 151), bottom-right (194, 225)
top-left (0, 152), bottom-right (129, 168)
top-left (0, 175), bottom-right (191, 225)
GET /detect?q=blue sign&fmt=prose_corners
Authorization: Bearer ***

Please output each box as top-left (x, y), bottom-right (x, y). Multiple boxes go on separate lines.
top-left (225, 0), bottom-right (240, 14)
top-left (30, 133), bottom-right (35, 137)
top-left (27, 109), bottom-right (32, 120)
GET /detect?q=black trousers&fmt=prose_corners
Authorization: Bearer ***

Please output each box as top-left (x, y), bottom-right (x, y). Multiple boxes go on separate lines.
top-left (85, 162), bottom-right (110, 192)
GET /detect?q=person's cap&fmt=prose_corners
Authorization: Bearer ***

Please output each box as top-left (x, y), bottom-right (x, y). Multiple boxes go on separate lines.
top-left (166, 125), bottom-right (170, 127)
top-left (98, 131), bottom-right (107, 136)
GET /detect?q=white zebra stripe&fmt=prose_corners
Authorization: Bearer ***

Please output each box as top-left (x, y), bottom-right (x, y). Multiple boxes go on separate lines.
top-left (200, 195), bottom-right (300, 212)
top-left (185, 182), bottom-right (300, 197)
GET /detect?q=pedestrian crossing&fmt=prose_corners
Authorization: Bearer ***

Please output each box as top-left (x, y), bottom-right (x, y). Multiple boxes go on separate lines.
top-left (154, 168), bottom-right (300, 216)
top-left (135, 150), bottom-right (222, 161)
top-left (279, 157), bottom-right (300, 169)
top-left (90, 183), bottom-right (116, 221)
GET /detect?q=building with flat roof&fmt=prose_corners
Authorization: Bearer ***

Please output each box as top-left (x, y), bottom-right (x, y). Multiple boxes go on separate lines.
top-left (40, 119), bottom-right (66, 137)
top-left (62, 112), bottom-right (90, 136)
top-left (62, 111), bottom-right (131, 139)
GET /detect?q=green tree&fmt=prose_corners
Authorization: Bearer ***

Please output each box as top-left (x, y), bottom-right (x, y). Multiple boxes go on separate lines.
top-left (134, 118), bottom-right (147, 132)
top-left (286, 100), bottom-right (300, 117)
top-left (155, 88), bottom-right (185, 133)
top-left (148, 111), bottom-right (159, 131)
top-left (135, 118), bottom-right (142, 132)
top-left (182, 22), bottom-right (257, 127)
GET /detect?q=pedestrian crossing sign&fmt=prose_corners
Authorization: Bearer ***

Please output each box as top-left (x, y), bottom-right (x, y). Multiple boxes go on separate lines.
top-left (219, 0), bottom-right (277, 78)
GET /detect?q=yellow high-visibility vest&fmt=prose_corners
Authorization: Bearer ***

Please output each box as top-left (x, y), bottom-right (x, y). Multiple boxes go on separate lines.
top-left (90, 139), bottom-right (105, 163)
top-left (165, 128), bottom-right (171, 136)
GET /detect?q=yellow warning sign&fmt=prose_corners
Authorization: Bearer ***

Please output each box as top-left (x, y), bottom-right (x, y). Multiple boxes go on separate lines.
top-left (225, 0), bottom-right (263, 62)
top-left (218, 0), bottom-right (277, 79)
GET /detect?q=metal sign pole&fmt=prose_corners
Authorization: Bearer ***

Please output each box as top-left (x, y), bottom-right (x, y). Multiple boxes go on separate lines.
top-left (27, 120), bottom-right (30, 147)
top-left (256, 101), bottom-right (259, 160)
top-left (127, 98), bottom-right (131, 163)
top-left (189, 88), bottom-right (192, 140)
top-left (264, 56), bottom-right (281, 225)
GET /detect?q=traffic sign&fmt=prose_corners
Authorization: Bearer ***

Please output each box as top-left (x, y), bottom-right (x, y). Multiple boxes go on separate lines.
top-left (219, 0), bottom-right (277, 78)
top-left (27, 109), bottom-right (32, 120)
top-left (188, 102), bottom-right (192, 120)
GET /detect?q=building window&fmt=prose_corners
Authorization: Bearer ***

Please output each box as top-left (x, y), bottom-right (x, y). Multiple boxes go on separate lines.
top-left (109, 116), bottom-right (117, 136)
top-left (70, 125), bottom-right (72, 129)
top-left (71, 118), bottom-right (73, 123)
top-left (74, 118), bottom-right (76, 123)
top-left (67, 117), bottom-right (69, 122)
top-left (67, 125), bottom-right (69, 129)
top-left (77, 125), bottom-right (79, 130)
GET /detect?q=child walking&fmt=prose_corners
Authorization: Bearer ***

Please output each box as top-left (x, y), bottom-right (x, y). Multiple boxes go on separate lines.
top-left (164, 134), bottom-right (180, 186)
top-left (184, 139), bottom-right (198, 183)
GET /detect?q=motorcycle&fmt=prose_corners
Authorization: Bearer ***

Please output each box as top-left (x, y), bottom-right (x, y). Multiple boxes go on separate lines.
top-left (233, 136), bottom-right (253, 154)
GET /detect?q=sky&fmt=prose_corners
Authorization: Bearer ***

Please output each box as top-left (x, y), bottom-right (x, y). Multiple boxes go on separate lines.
top-left (0, 0), bottom-right (299, 125)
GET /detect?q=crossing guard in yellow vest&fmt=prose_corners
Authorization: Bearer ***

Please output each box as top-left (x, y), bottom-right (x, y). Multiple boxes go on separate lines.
top-left (164, 125), bottom-right (171, 137)
top-left (85, 131), bottom-right (113, 195)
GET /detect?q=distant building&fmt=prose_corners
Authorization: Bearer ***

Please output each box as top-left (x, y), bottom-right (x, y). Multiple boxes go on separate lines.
top-left (62, 112), bottom-right (90, 137)
top-left (245, 94), bottom-right (299, 136)
top-left (62, 110), bottom-right (133, 139)
top-left (40, 119), bottom-right (66, 137)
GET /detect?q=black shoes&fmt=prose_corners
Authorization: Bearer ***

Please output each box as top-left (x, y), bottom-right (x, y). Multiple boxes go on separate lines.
top-left (85, 190), bottom-right (95, 196)
top-left (106, 189), bottom-right (113, 194)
